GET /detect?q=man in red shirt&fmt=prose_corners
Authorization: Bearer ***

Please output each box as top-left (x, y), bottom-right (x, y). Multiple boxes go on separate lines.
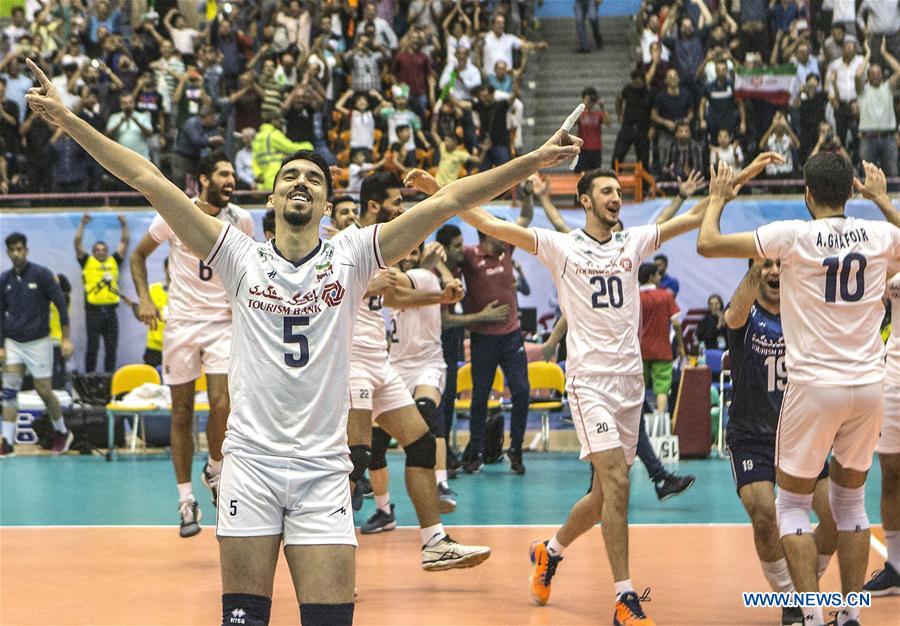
top-left (638, 262), bottom-right (686, 418)
top-left (575, 87), bottom-right (608, 171)
top-left (390, 32), bottom-right (435, 119)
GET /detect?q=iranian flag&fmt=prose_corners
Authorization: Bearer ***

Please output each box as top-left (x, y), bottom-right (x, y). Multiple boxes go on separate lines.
top-left (735, 65), bottom-right (798, 106)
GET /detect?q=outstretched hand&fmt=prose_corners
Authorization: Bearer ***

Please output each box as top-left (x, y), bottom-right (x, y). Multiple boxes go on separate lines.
top-left (708, 161), bottom-right (739, 204)
top-left (677, 169), bottom-right (706, 198)
top-left (24, 58), bottom-right (69, 127)
top-left (537, 129), bottom-right (582, 169)
top-left (853, 160), bottom-right (887, 201)
top-left (404, 168), bottom-right (440, 196)
top-left (736, 151), bottom-right (785, 186)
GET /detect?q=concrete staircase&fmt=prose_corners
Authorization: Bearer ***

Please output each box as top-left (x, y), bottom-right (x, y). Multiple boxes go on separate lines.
top-left (523, 16), bottom-right (637, 167)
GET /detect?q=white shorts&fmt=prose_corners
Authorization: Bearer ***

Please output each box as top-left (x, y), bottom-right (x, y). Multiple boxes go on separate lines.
top-left (349, 352), bottom-right (414, 419)
top-left (877, 355), bottom-right (900, 454)
top-left (216, 451), bottom-right (357, 546)
top-left (4, 337), bottom-right (52, 379)
top-left (392, 360), bottom-right (447, 396)
top-left (566, 374), bottom-right (644, 463)
top-left (162, 318), bottom-right (232, 386)
top-left (777, 382), bottom-right (884, 478)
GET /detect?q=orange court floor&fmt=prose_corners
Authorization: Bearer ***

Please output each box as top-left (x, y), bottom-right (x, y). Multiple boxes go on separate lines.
top-left (1, 525), bottom-right (898, 626)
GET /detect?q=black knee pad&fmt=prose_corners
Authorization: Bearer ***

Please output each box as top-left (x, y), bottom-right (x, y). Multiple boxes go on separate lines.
top-left (222, 593), bottom-right (271, 626)
top-left (415, 397), bottom-right (442, 437)
top-left (369, 427), bottom-right (391, 470)
top-left (405, 432), bottom-right (436, 469)
top-left (349, 445), bottom-right (371, 482)
top-left (300, 603), bottom-right (354, 626)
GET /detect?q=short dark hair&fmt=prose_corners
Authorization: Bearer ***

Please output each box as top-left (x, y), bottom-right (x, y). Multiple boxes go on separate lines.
top-left (436, 224), bottom-right (462, 247)
top-left (197, 150), bottom-right (231, 183)
top-left (576, 168), bottom-right (618, 198)
top-left (331, 194), bottom-right (356, 206)
top-left (395, 124), bottom-right (411, 134)
top-left (638, 262), bottom-right (658, 284)
top-left (263, 208), bottom-right (275, 236)
top-left (803, 152), bottom-right (853, 208)
top-left (274, 150), bottom-right (333, 196)
top-left (582, 87), bottom-right (598, 100)
top-left (5, 232), bottom-right (26, 248)
top-left (654, 253), bottom-right (669, 265)
top-left (359, 171), bottom-right (403, 217)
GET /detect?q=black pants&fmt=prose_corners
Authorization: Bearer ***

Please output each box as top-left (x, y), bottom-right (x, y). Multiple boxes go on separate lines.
top-left (51, 345), bottom-right (67, 390)
top-left (143, 348), bottom-right (162, 368)
top-left (612, 124), bottom-right (650, 168)
top-left (439, 327), bottom-right (465, 445)
top-left (85, 303), bottom-right (119, 373)
top-left (834, 101), bottom-right (859, 161)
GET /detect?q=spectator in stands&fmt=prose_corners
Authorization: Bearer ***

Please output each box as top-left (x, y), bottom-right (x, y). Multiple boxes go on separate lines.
top-left (699, 58), bottom-right (746, 144)
top-left (697, 294), bottom-right (728, 351)
top-left (392, 31), bottom-right (435, 118)
top-left (50, 129), bottom-right (91, 193)
top-left (347, 148), bottom-right (387, 196)
top-left (758, 112), bottom-right (799, 177)
top-left (574, 87), bottom-right (608, 171)
top-left (274, 1), bottom-right (313, 55)
top-left (87, 1), bottom-right (121, 46)
top-left (810, 120), bottom-right (850, 160)
top-left (573, 0), bottom-right (603, 53)
top-left (164, 9), bottom-right (203, 66)
top-left (20, 110), bottom-right (53, 193)
top-left (51, 61), bottom-right (82, 111)
top-left (357, 2), bottom-right (399, 51)
top-left (251, 109), bottom-right (312, 191)
top-left (474, 85), bottom-right (512, 169)
top-left (651, 68), bottom-right (693, 173)
top-left (282, 79), bottom-right (323, 146)
top-left (234, 127), bottom-right (255, 190)
top-left (106, 92), bottom-right (153, 160)
top-left (169, 105), bottom-right (224, 191)
top-left (346, 34), bottom-right (386, 94)
top-left (739, 0), bottom-right (771, 55)
top-left (133, 71), bottom-right (166, 167)
top-left (74, 213), bottom-right (129, 374)
top-left (478, 14), bottom-right (545, 75)
top-left (710, 128), bottom-right (744, 170)
top-left (442, 2), bottom-right (475, 57)
top-left (829, 0), bottom-right (858, 34)
top-left (661, 11), bottom-right (712, 96)
top-left (3, 7), bottom-right (29, 46)
top-left (613, 69), bottom-right (652, 167)
top-left (827, 37), bottom-right (865, 161)
top-left (654, 254), bottom-right (679, 297)
top-left (439, 45), bottom-right (482, 103)
top-left (386, 124), bottom-right (419, 174)
top-left (432, 129), bottom-right (481, 186)
top-left (336, 88), bottom-right (381, 159)
top-left (644, 40), bottom-right (670, 93)
top-left (381, 86), bottom-right (430, 154)
top-left (791, 40), bottom-right (820, 88)
top-left (143, 258), bottom-right (169, 369)
top-left (638, 262), bottom-right (686, 420)
top-left (662, 120), bottom-right (703, 181)
top-left (857, 1), bottom-right (899, 61)
top-left (793, 73), bottom-right (829, 163)
top-left (856, 39), bottom-right (900, 178)
top-left (212, 17), bottom-right (254, 93)
top-left (0, 55), bottom-right (33, 124)
top-left (0, 78), bottom-right (20, 166)
top-left (231, 70), bottom-right (263, 136)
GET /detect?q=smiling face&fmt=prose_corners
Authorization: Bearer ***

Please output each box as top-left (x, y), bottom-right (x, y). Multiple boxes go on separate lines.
top-left (759, 258), bottom-right (782, 303)
top-left (202, 160), bottom-right (237, 208)
top-left (580, 176), bottom-right (622, 230)
top-left (270, 158), bottom-right (331, 229)
top-left (399, 246), bottom-right (421, 272)
top-left (93, 242), bottom-right (110, 262)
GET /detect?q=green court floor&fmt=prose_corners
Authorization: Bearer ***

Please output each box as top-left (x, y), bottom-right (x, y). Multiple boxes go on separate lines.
top-left (0, 452), bottom-right (884, 528)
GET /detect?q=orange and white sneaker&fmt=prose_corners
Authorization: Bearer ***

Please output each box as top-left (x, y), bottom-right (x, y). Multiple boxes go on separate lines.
top-left (613, 591), bottom-right (655, 625)
top-left (529, 540), bottom-right (563, 606)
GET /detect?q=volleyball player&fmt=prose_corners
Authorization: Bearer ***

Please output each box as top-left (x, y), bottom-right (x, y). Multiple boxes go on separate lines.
top-left (855, 164), bottom-right (900, 596)
top-left (339, 172), bottom-right (488, 568)
top-left (131, 151), bottom-right (254, 538)
top-left (697, 157), bottom-right (900, 626)
top-left (724, 258), bottom-right (836, 626)
top-left (23, 59), bottom-right (583, 624)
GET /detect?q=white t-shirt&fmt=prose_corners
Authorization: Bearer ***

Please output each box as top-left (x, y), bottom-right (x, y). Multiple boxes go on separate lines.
top-left (389, 268), bottom-right (444, 367)
top-left (350, 109), bottom-right (375, 149)
top-left (347, 162), bottom-right (375, 195)
top-left (169, 27), bottom-right (200, 55)
top-left (148, 203), bottom-right (254, 322)
top-left (827, 55), bottom-right (865, 102)
top-left (205, 222), bottom-right (385, 459)
top-left (765, 134), bottom-right (794, 174)
top-left (336, 223), bottom-right (391, 356)
top-left (755, 217), bottom-right (900, 386)
top-left (532, 225), bottom-right (660, 378)
top-left (481, 31), bottom-right (520, 73)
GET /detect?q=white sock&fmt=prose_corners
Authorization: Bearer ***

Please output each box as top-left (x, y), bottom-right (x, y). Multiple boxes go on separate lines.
top-left (375, 493), bottom-right (391, 514)
top-left (421, 523), bottom-right (445, 547)
top-left (435, 469), bottom-right (448, 483)
top-left (817, 553), bottom-right (833, 580)
top-left (614, 579), bottom-right (635, 599)
top-left (177, 482), bottom-right (194, 503)
top-left (836, 606), bottom-right (859, 626)
top-left (51, 417), bottom-right (66, 433)
top-left (885, 530), bottom-right (900, 572)
top-left (207, 457), bottom-right (223, 475)
top-left (2, 420), bottom-right (16, 444)
top-left (802, 606), bottom-right (824, 626)
top-left (547, 534), bottom-right (566, 557)
top-left (760, 558), bottom-right (794, 593)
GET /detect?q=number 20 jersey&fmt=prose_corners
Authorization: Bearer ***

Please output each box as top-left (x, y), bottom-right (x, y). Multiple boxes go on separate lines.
top-left (148, 203), bottom-right (254, 322)
top-left (205, 223), bottom-right (384, 459)
top-left (755, 217), bottom-right (900, 387)
top-left (532, 225), bottom-right (659, 378)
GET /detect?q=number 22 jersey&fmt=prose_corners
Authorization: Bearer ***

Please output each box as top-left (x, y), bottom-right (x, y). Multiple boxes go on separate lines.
top-left (205, 223), bottom-right (384, 459)
top-left (755, 217), bottom-right (900, 386)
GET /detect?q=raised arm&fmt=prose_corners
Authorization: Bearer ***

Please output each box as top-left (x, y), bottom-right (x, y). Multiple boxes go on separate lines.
top-left (26, 59), bottom-right (222, 258)
top-left (656, 169), bottom-right (705, 224)
top-left (377, 129), bottom-right (580, 264)
top-left (516, 178), bottom-right (535, 227)
top-left (697, 161), bottom-right (760, 258)
top-left (723, 260), bottom-right (763, 330)
top-left (534, 176), bottom-right (572, 233)
top-left (74, 212), bottom-right (89, 261)
top-left (115, 213), bottom-right (130, 258)
top-left (460, 206), bottom-right (537, 252)
top-left (854, 160), bottom-right (900, 228)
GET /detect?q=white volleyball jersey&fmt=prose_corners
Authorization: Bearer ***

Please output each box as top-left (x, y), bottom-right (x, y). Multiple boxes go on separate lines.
top-left (336, 223), bottom-right (391, 356)
top-left (532, 225), bottom-right (660, 378)
top-left (148, 203), bottom-right (254, 322)
top-left (205, 222), bottom-right (385, 458)
top-left (389, 268), bottom-right (444, 367)
top-left (755, 217), bottom-right (900, 387)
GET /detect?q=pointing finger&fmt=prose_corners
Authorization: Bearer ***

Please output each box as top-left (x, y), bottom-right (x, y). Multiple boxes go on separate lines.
top-left (26, 58), bottom-right (51, 88)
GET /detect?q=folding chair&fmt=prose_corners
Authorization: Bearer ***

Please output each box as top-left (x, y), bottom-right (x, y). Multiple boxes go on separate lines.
top-left (526, 361), bottom-right (565, 452)
top-left (453, 363), bottom-right (503, 449)
top-left (105, 364), bottom-right (161, 458)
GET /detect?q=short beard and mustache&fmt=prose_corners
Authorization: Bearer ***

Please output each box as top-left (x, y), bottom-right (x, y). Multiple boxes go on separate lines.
top-left (283, 209), bottom-right (312, 227)
top-left (206, 184), bottom-right (231, 209)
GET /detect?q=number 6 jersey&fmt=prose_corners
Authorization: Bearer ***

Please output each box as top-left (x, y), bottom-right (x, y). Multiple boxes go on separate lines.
top-left (532, 225), bottom-right (660, 378)
top-left (205, 223), bottom-right (384, 458)
top-left (148, 203), bottom-right (254, 322)
top-left (755, 217), bottom-right (900, 387)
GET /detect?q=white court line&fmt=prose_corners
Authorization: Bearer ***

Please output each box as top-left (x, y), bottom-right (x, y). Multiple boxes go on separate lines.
top-left (0, 522), bottom-right (755, 530)
top-left (870, 535), bottom-right (888, 560)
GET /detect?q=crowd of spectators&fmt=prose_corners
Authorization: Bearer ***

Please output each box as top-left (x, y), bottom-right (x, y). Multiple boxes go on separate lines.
top-left (0, 0), bottom-right (546, 198)
top-left (617, 0), bottom-right (899, 184)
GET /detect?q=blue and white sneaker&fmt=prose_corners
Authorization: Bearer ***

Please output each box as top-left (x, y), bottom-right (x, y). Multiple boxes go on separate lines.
top-left (862, 561), bottom-right (900, 596)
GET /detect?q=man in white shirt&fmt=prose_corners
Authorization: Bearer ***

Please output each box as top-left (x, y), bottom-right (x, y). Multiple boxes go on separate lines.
top-left (356, 2), bottom-right (398, 51)
top-left (827, 39), bottom-right (865, 159)
top-left (439, 45), bottom-right (482, 103)
top-left (21, 58), bottom-right (584, 624)
top-left (479, 14), bottom-right (546, 74)
top-left (697, 156), bottom-right (900, 626)
top-left (855, 42), bottom-right (900, 178)
top-left (791, 41), bottom-right (820, 89)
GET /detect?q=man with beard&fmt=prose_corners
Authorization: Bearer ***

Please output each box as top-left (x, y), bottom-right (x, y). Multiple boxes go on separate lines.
top-left (24, 55), bottom-right (579, 623)
top-left (724, 258), bottom-right (836, 626)
top-left (130, 151), bottom-right (255, 537)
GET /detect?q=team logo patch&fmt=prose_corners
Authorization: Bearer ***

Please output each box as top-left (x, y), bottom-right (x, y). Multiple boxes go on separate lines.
top-left (322, 281), bottom-right (346, 306)
top-left (316, 243), bottom-right (335, 279)
top-left (619, 258), bottom-right (633, 272)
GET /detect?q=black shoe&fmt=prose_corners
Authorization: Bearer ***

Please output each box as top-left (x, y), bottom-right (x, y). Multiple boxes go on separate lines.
top-left (179, 499), bottom-right (202, 538)
top-left (0, 438), bottom-right (15, 458)
top-left (447, 465), bottom-right (460, 479)
top-left (463, 454), bottom-right (483, 474)
top-left (863, 561), bottom-right (900, 595)
top-left (508, 449), bottom-right (526, 475)
top-left (351, 480), bottom-right (364, 512)
top-left (447, 448), bottom-right (462, 470)
top-left (781, 606), bottom-right (804, 625)
top-left (361, 476), bottom-right (374, 498)
top-left (655, 473), bottom-right (695, 500)
top-left (361, 504), bottom-right (396, 534)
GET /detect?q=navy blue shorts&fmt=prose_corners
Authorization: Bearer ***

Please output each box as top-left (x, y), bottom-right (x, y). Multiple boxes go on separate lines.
top-left (728, 442), bottom-right (829, 493)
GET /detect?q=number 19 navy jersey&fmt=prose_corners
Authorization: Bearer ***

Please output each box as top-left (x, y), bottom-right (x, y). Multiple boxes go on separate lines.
top-left (725, 302), bottom-right (785, 448)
